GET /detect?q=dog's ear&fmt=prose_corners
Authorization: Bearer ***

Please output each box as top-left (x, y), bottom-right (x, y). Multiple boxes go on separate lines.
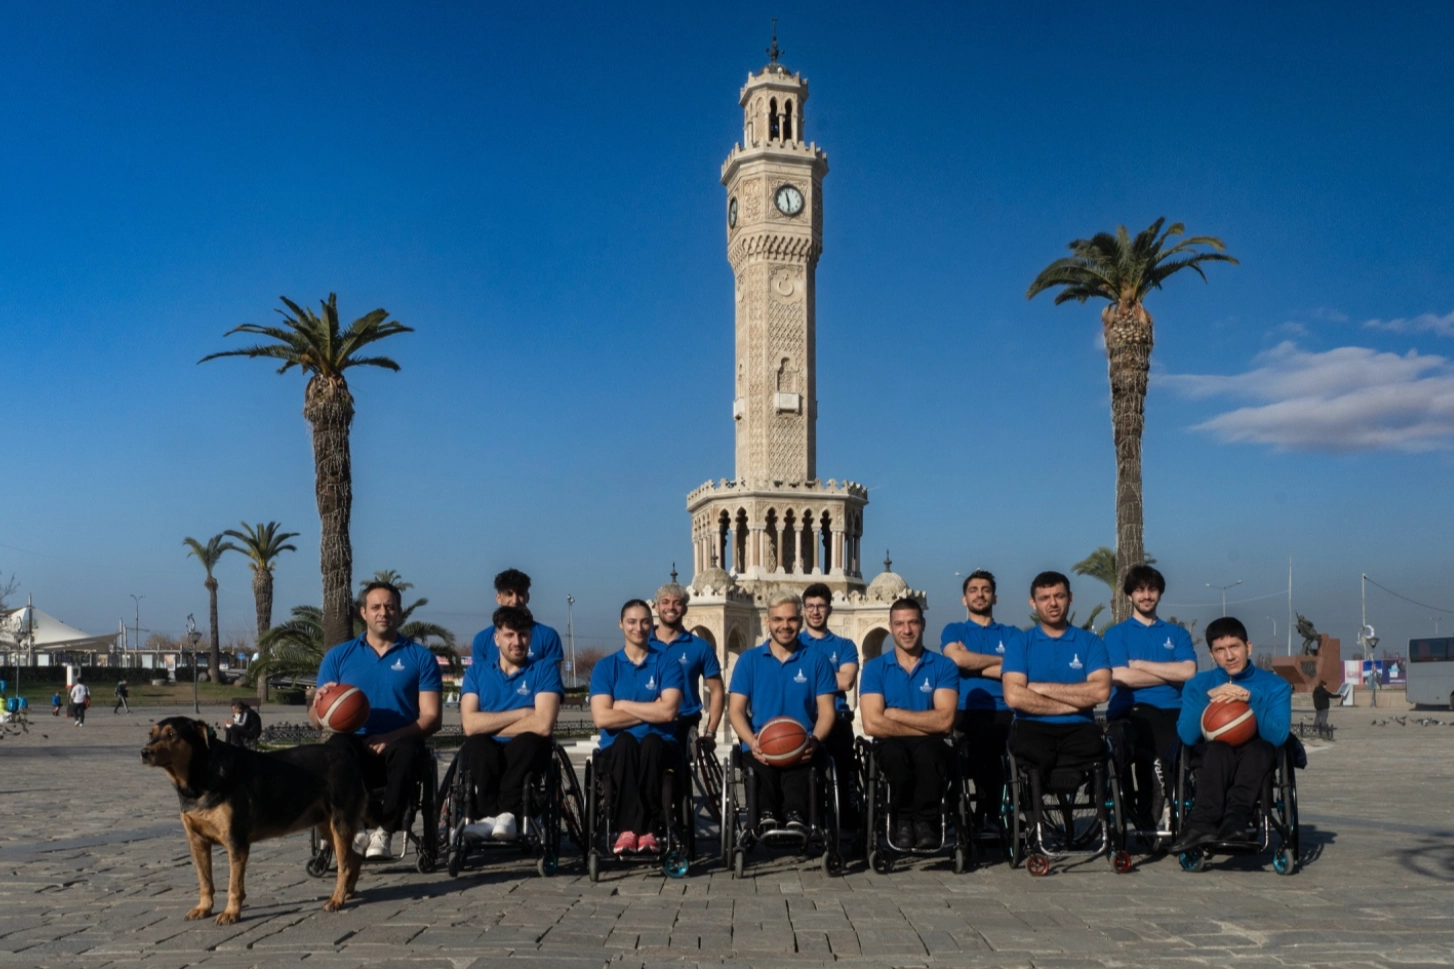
top-left (194, 719), bottom-right (214, 747)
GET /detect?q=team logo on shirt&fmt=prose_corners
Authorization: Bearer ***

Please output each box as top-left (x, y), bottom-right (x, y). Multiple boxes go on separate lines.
top-left (1069, 654), bottom-right (1083, 670)
top-left (995, 640), bottom-right (1005, 654)
top-left (679, 653), bottom-right (689, 665)
top-left (830, 651), bottom-right (838, 665)
top-left (645, 675), bottom-right (657, 691)
top-left (919, 677), bottom-right (933, 693)
top-left (793, 669), bottom-right (808, 684)
top-left (516, 682), bottom-right (531, 696)
top-left (1163, 637), bottom-right (1175, 650)
top-left (391, 659), bottom-right (406, 671)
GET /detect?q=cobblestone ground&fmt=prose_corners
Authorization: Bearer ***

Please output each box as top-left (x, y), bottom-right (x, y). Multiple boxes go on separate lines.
top-left (3, 703), bottom-right (1452, 968)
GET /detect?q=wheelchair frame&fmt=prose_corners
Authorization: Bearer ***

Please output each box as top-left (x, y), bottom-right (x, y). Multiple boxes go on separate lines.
top-left (1172, 737), bottom-right (1301, 875)
top-left (583, 740), bottom-right (693, 882)
top-left (858, 736), bottom-right (974, 874)
top-left (307, 739), bottom-right (439, 877)
top-left (436, 739), bottom-right (583, 878)
top-left (1105, 717), bottom-right (1179, 852)
top-left (1004, 744), bottom-right (1132, 876)
top-left (719, 745), bottom-right (846, 878)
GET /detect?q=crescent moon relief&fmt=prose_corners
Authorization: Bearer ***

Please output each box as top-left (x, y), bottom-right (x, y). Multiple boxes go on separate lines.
top-left (771, 269), bottom-right (801, 300)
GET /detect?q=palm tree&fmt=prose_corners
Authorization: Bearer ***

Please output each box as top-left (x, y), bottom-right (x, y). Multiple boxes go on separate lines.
top-left (182, 534), bottom-right (238, 679)
top-left (251, 605), bottom-right (327, 683)
top-left (224, 521), bottom-right (300, 700)
top-left (200, 294), bottom-right (413, 648)
top-left (1028, 219), bottom-right (1236, 622)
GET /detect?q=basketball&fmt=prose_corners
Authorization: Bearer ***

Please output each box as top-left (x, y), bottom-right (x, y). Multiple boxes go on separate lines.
top-left (1201, 699), bottom-right (1257, 746)
top-left (314, 683), bottom-right (370, 733)
top-left (757, 716), bottom-right (810, 765)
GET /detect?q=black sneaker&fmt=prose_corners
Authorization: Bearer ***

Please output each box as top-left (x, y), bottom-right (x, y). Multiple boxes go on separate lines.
top-left (894, 820), bottom-right (914, 847)
top-left (1167, 826), bottom-right (1216, 855)
top-left (757, 813), bottom-right (779, 836)
top-left (1216, 814), bottom-right (1254, 842)
top-left (913, 820), bottom-right (937, 850)
top-left (785, 812), bottom-right (808, 834)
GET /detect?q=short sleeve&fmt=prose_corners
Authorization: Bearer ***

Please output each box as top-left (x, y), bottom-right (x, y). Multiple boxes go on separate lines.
top-left (859, 656), bottom-right (885, 696)
top-left (460, 664), bottom-right (482, 698)
top-left (813, 652), bottom-right (836, 697)
top-left (933, 654), bottom-right (959, 691)
top-left (589, 656), bottom-right (613, 698)
top-left (317, 646), bottom-right (342, 686)
top-left (536, 661), bottom-right (565, 697)
top-left (729, 653), bottom-right (754, 695)
top-left (1000, 633), bottom-right (1029, 677)
top-left (1084, 632), bottom-right (1111, 674)
top-left (939, 622), bottom-right (963, 649)
top-left (1104, 625), bottom-right (1129, 667)
top-left (417, 648), bottom-right (444, 692)
top-left (1172, 625), bottom-right (1196, 663)
top-left (538, 626), bottom-right (565, 664)
top-left (840, 637), bottom-right (859, 668)
top-left (660, 653), bottom-right (687, 694)
top-left (701, 641), bottom-right (723, 679)
top-left (470, 628), bottom-right (494, 663)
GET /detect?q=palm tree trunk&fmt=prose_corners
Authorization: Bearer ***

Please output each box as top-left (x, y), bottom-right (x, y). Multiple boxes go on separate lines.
top-left (253, 567), bottom-right (273, 702)
top-left (206, 575), bottom-right (222, 681)
top-left (305, 376), bottom-right (356, 650)
top-left (1102, 301), bottom-right (1153, 624)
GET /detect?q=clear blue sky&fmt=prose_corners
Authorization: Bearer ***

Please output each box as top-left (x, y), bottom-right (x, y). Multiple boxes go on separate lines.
top-left (5, 2), bottom-right (1452, 661)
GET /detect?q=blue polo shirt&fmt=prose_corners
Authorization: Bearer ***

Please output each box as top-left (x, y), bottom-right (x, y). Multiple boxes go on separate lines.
top-left (728, 641), bottom-right (836, 750)
top-left (317, 635), bottom-right (444, 736)
top-left (588, 646), bottom-right (685, 749)
top-left (1104, 616), bottom-right (1197, 716)
top-left (1001, 625), bottom-right (1110, 724)
top-left (461, 656), bottom-right (564, 742)
top-left (859, 649), bottom-right (959, 717)
top-left (471, 622), bottom-right (564, 667)
top-left (1177, 663), bottom-right (1292, 748)
top-left (799, 630), bottom-right (859, 715)
top-left (650, 628), bottom-right (721, 718)
top-left (940, 620), bottom-right (1020, 712)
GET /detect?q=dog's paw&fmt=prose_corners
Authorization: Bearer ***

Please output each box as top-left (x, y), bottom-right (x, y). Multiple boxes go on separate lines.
top-left (214, 910), bottom-right (241, 926)
top-left (185, 905), bottom-right (212, 921)
top-left (322, 897), bottom-right (347, 913)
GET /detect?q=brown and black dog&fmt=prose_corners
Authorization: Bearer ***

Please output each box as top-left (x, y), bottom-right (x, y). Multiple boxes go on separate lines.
top-left (142, 716), bottom-right (367, 924)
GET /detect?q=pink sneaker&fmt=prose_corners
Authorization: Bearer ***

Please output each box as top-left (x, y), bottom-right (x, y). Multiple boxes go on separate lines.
top-left (612, 831), bottom-right (637, 855)
top-left (635, 832), bottom-right (659, 854)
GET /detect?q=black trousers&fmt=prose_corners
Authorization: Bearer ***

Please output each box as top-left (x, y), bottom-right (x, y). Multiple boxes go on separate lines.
top-left (673, 711), bottom-right (703, 748)
top-left (458, 732), bottom-right (552, 818)
top-left (1107, 705), bottom-right (1179, 822)
top-left (1008, 719), bottom-right (1104, 787)
top-left (877, 736), bottom-right (952, 823)
top-left (823, 716), bottom-right (858, 823)
top-left (600, 733), bottom-right (680, 835)
top-left (1186, 738), bottom-right (1276, 831)
top-left (957, 709), bottom-right (1012, 820)
top-left (335, 734), bottom-right (428, 833)
top-left (746, 750), bottom-right (819, 822)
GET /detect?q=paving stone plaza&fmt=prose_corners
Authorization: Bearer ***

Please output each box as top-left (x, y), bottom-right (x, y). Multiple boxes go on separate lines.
top-left (3, 703), bottom-right (1452, 969)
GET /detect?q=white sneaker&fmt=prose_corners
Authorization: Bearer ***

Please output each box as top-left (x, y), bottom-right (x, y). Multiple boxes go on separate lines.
top-left (491, 813), bottom-right (517, 841)
top-left (365, 828), bottom-right (393, 859)
top-left (352, 831), bottom-right (370, 855)
top-left (462, 817), bottom-right (495, 841)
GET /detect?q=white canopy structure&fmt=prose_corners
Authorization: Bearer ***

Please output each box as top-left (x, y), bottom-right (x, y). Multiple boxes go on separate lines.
top-left (1, 605), bottom-right (119, 659)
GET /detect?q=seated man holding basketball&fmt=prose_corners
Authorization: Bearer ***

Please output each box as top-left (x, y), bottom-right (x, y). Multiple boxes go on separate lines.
top-left (456, 605), bottom-right (563, 842)
top-left (728, 592), bottom-right (837, 835)
top-left (314, 580), bottom-right (443, 859)
top-left (859, 598), bottom-right (959, 849)
top-left (1168, 616), bottom-right (1291, 854)
top-left (589, 599), bottom-right (685, 855)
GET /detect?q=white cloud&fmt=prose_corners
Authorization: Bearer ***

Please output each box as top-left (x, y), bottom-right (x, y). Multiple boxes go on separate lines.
top-left (1159, 342), bottom-right (1454, 452)
top-left (1363, 310), bottom-right (1454, 337)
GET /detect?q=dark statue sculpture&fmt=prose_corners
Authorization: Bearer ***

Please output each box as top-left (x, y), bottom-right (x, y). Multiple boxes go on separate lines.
top-left (1296, 614), bottom-right (1320, 656)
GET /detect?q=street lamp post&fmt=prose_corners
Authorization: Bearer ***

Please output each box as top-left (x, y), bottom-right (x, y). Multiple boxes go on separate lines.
top-left (186, 614), bottom-right (201, 714)
top-left (1206, 579), bottom-right (1243, 617)
top-left (566, 595), bottom-right (576, 689)
top-left (129, 594), bottom-right (144, 667)
top-left (1266, 616), bottom-right (1277, 642)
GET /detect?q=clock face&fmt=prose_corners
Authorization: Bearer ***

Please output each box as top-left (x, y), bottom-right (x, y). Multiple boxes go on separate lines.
top-left (774, 184), bottom-right (804, 216)
top-left (728, 196), bottom-right (738, 228)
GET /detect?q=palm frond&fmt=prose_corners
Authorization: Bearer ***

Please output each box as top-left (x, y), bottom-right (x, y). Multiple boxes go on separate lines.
top-left (1028, 217), bottom-right (1235, 309)
top-left (183, 534), bottom-right (239, 575)
top-left (224, 521), bottom-right (300, 571)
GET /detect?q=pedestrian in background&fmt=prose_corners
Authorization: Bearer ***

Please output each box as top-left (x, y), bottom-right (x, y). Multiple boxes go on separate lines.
top-left (113, 679), bottom-right (131, 714)
top-left (1312, 679), bottom-right (1334, 732)
top-left (69, 679), bottom-right (90, 726)
top-left (51, 691), bottom-right (62, 717)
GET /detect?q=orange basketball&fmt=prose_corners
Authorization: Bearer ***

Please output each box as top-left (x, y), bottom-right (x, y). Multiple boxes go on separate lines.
top-left (1201, 699), bottom-right (1256, 746)
top-left (757, 716), bottom-right (810, 765)
top-left (315, 683), bottom-right (370, 733)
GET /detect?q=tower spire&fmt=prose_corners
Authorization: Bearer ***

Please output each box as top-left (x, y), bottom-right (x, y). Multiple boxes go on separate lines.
top-left (766, 18), bottom-right (783, 64)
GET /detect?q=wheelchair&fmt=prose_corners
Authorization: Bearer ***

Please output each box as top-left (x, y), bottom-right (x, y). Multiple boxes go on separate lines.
top-left (1172, 737), bottom-right (1303, 875)
top-left (1004, 741), bottom-right (1132, 876)
top-left (307, 737), bottom-right (439, 876)
top-left (1104, 716), bottom-right (1178, 852)
top-left (583, 739), bottom-right (694, 882)
top-left (719, 744), bottom-right (846, 878)
top-left (435, 739), bottom-right (585, 878)
top-left (858, 737), bottom-right (974, 874)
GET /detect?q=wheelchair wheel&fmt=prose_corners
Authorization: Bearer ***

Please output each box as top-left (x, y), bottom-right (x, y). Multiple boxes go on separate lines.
top-left (733, 849), bottom-right (745, 879)
top-left (952, 844), bottom-right (969, 874)
top-left (587, 851), bottom-right (600, 883)
top-left (719, 754), bottom-right (736, 867)
top-left (695, 738), bottom-right (724, 825)
top-left (554, 746), bottom-right (587, 854)
top-left (1286, 769), bottom-right (1300, 862)
top-left (537, 854), bottom-right (558, 877)
top-left (1026, 853), bottom-right (1050, 877)
top-left (1178, 850), bottom-right (1207, 873)
top-left (1272, 846), bottom-right (1294, 876)
top-left (868, 849), bottom-right (891, 875)
top-left (1005, 775), bottom-right (1024, 868)
top-left (663, 850), bottom-right (690, 879)
top-left (821, 849), bottom-right (843, 877)
top-left (306, 833), bottom-right (333, 879)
